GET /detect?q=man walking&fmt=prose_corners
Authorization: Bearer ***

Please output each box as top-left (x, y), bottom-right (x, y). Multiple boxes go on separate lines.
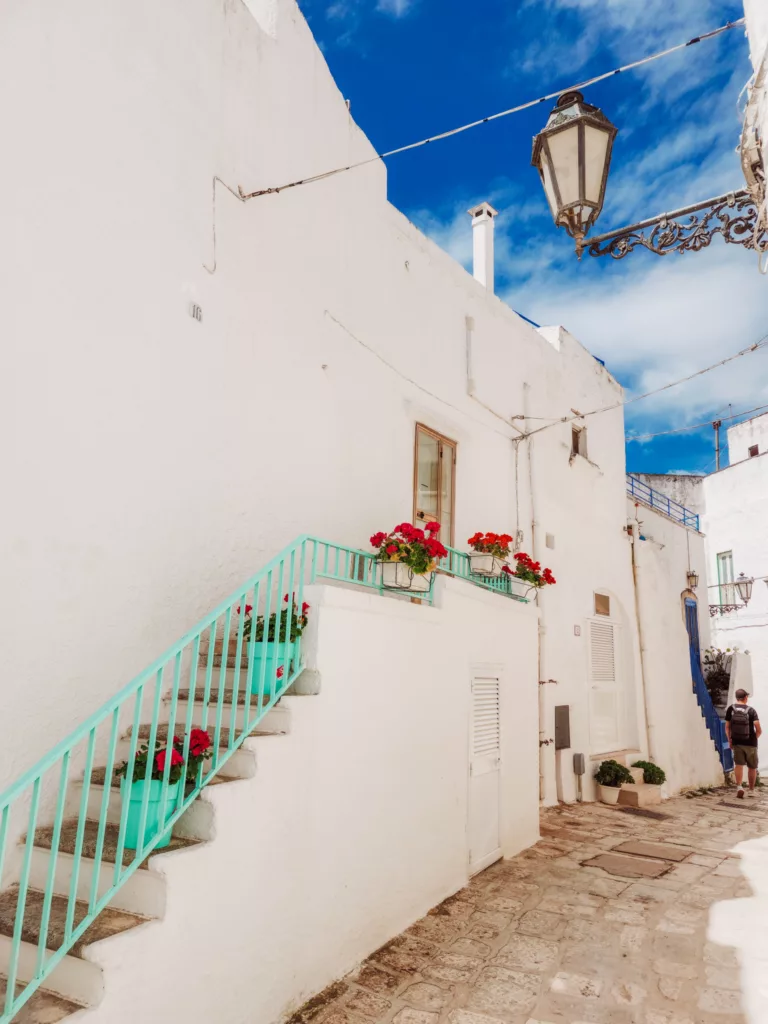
top-left (725, 688), bottom-right (762, 798)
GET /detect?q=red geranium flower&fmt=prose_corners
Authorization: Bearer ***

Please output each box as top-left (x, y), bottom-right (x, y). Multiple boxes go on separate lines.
top-left (425, 521), bottom-right (441, 534)
top-left (236, 604), bottom-right (253, 616)
top-left (276, 665), bottom-right (284, 679)
top-left (302, 602), bottom-right (310, 614)
top-left (188, 728), bottom-right (211, 757)
top-left (386, 543), bottom-right (399, 554)
top-left (370, 532), bottom-right (387, 548)
top-left (155, 747), bottom-right (184, 773)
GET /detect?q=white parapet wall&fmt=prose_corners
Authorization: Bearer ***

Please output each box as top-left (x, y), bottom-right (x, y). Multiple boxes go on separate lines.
top-left (79, 577), bottom-right (540, 1024)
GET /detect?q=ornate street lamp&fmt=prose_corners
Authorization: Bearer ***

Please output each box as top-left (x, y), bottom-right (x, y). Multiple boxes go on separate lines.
top-left (531, 92), bottom-right (617, 257)
top-left (686, 570), bottom-right (699, 590)
top-left (532, 92), bottom-right (767, 259)
top-left (736, 573), bottom-right (754, 605)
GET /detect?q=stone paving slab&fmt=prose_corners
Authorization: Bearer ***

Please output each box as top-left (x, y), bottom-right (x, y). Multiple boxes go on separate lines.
top-left (287, 790), bottom-right (768, 1024)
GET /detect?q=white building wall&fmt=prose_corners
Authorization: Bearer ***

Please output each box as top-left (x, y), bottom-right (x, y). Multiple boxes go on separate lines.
top-left (1, 0), bottom-right (637, 806)
top-left (727, 411), bottom-right (768, 463)
top-left (744, 0), bottom-right (768, 229)
top-left (703, 450), bottom-right (768, 767)
top-left (631, 473), bottom-right (706, 517)
top-left (627, 501), bottom-right (723, 793)
top-left (78, 578), bottom-right (540, 1024)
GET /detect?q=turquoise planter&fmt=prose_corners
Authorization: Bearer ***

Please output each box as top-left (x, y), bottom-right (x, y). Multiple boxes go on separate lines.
top-left (249, 640), bottom-right (296, 693)
top-left (121, 778), bottom-right (181, 851)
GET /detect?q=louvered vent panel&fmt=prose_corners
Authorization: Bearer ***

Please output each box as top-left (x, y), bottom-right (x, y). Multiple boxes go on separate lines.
top-left (473, 678), bottom-right (500, 757)
top-left (590, 620), bottom-right (616, 683)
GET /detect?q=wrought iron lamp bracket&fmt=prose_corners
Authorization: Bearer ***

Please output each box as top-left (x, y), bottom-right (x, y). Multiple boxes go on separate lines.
top-left (583, 188), bottom-right (767, 259)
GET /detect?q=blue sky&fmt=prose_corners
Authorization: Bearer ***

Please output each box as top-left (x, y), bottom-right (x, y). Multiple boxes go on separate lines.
top-left (296, 0), bottom-right (768, 474)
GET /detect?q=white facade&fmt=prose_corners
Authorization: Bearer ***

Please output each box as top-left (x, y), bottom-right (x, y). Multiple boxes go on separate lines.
top-left (703, 416), bottom-right (768, 757)
top-left (0, 0), bottom-right (733, 1019)
top-left (0, 0), bottom-right (656, 804)
top-left (627, 499), bottom-right (722, 793)
top-left (75, 579), bottom-right (539, 1024)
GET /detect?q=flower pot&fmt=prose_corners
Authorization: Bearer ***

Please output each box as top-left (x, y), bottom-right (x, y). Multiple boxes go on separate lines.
top-left (629, 768), bottom-right (645, 786)
top-left (249, 640), bottom-right (296, 691)
top-left (468, 553), bottom-right (507, 578)
top-left (120, 778), bottom-right (181, 851)
top-left (381, 561), bottom-right (434, 593)
top-left (598, 784), bottom-right (621, 805)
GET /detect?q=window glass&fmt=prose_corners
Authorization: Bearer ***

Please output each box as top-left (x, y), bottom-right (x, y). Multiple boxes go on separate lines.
top-left (415, 426), bottom-right (456, 546)
top-left (717, 551), bottom-right (735, 605)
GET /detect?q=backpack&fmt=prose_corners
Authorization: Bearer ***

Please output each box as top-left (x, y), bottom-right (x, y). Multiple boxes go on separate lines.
top-left (730, 704), bottom-right (753, 744)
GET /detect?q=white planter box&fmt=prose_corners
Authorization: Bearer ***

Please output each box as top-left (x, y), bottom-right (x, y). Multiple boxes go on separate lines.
top-left (468, 552), bottom-right (508, 578)
top-left (598, 784), bottom-right (621, 805)
top-left (629, 768), bottom-right (645, 786)
top-left (380, 561), bottom-right (434, 593)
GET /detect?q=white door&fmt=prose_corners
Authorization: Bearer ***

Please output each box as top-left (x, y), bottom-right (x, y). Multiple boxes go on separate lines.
top-left (588, 619), bottom-right (622, 753)
top-left (469, 676), bottom-right (502, 875)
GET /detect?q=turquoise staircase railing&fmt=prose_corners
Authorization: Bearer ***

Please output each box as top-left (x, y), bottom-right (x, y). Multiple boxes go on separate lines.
top-left (0, 535), bottom-right (528, 1020)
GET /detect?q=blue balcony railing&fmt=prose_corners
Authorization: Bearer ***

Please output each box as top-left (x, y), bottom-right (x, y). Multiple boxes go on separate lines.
top-left (627, 475), bottom-right (700, 531)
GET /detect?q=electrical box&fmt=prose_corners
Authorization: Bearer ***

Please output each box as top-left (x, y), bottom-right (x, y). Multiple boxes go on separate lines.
top-left (573, 752), bottom-right (585, 776)
top-left (554, 705), bottom-right (571, 750)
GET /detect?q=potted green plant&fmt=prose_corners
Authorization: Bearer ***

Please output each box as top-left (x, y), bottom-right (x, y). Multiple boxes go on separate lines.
top-left (370, 523), bottom-right (447, 593)
top-left (116, 728), bottom-right (212, 850)
top-left (237, 596), bottom-right (309, 687)
top-left (594, 759), bottom-right (633, 804)
top-left (631, 760), bottom-right (666, 787)
top-left (467, 532), bottom-right (513, 577)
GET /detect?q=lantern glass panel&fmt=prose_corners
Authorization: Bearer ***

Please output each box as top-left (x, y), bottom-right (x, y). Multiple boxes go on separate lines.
top-left (547, 126), bottom-right (580, 207)
top-left (584, 123), bottom-right (610, 205)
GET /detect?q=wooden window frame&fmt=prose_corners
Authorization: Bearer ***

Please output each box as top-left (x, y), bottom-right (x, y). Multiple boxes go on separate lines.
top-left (594, 592), bottom-right (611, 617)
top-left (413, 423), bottom-right (457, 547)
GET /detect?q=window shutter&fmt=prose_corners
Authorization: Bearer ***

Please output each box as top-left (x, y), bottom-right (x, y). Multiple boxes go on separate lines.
top-left (590, 620), bottom-right (615, 682)
top-left (472, 678), bottom-right (500, 757)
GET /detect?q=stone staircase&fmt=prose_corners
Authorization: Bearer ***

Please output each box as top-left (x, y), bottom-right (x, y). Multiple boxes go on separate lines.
top-left (0, 683), bottom-right (298, 1023)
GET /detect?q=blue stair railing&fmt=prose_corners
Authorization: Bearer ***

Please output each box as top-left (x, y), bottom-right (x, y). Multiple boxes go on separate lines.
top-left (0, 534), bottom-right (529, 1020)
top-left (627, 475), bottom-right (700, 531)
top-left (686, 598), bottom-right (734, 774)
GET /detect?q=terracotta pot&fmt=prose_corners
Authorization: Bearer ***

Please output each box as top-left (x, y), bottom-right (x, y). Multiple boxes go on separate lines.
top-left (598, 784), bottom-right (621, 805)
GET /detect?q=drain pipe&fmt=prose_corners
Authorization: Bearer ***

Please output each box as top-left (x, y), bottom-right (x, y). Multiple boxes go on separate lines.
top-left (629, 518), bottom-right (656, 761)
top-left (525, 381), bottom-right (552, 803)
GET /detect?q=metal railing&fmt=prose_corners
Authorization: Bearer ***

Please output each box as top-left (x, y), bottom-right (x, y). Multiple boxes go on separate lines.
top-left (626, 475), bottom-right (700, 531)
top-left (440, 547), bottom-right (531, 601)
top-left (0, 534), bottom-right (529, 1020)
top-left (691, 657), bottom-right (734, 774)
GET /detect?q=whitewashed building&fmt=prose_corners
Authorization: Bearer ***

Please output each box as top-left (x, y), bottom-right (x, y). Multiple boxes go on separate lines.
top-left (703, 413), bottom-right (768, 760)
top-left (0, 0), bottom-right (732, 1021)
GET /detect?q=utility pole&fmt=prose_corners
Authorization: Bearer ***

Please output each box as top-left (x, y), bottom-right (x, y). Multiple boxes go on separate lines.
top-left (713, 419), bottom-right (722, 470)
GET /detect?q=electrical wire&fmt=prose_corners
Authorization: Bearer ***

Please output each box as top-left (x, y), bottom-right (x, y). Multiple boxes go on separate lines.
top-left (523, 332), bottom-right (768, 439)
top-left (626, 402), bottom-right (768, 442)
top-left (238, 19), bottom-right (745, 200)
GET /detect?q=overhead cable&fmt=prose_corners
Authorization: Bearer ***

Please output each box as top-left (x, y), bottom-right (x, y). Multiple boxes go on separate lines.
top-left (238, 19), bottom-right (745, 200)
top-left (626, 401), bottom-right (768, 442)
top-left (523, 331), bottom-right (768, 439)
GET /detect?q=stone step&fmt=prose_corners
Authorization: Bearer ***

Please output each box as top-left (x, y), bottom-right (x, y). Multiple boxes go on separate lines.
top-left (171, 695), bottom-right (291, 735)
top-left (618, 782), bottom-right (662, 808)
top-left (26, 819), bottom-right (200, 917)
top-left (0, 975), bottom-right (83, 1023)
top-left (66, 779), bottom-right (215, 841)
top-left (0, 886), bottom-right (146, 1005)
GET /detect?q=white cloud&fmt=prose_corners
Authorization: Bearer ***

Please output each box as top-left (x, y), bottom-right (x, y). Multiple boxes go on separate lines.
top-left (376, 0), bottom-right (415, 16)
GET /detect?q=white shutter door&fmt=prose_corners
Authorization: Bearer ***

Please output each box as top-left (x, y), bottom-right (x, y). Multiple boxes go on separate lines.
top-left (589, 620), bottom-right (621, 753)
top-left (469, 677), bottom-right (502, 875)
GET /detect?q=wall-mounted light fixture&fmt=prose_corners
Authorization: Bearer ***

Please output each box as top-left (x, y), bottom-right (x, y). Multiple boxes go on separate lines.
top-left (686, 570), bottom-right (699, 590)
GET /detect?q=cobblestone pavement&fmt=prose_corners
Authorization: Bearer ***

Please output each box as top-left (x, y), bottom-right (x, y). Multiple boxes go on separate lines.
top-left (293, 788), bottom-right (768, 1024)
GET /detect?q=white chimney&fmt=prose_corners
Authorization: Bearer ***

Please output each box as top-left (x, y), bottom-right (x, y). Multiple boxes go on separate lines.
top-left (468, 202), bottom-right (498, 292)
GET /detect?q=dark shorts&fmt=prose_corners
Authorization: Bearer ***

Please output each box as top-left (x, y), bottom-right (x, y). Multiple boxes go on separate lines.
top-left (733, 745), bottom-right (759, 769)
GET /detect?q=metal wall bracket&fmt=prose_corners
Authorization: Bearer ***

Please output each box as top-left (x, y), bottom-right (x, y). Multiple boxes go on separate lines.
top-left (583, 189), bottom-right (766, 259)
